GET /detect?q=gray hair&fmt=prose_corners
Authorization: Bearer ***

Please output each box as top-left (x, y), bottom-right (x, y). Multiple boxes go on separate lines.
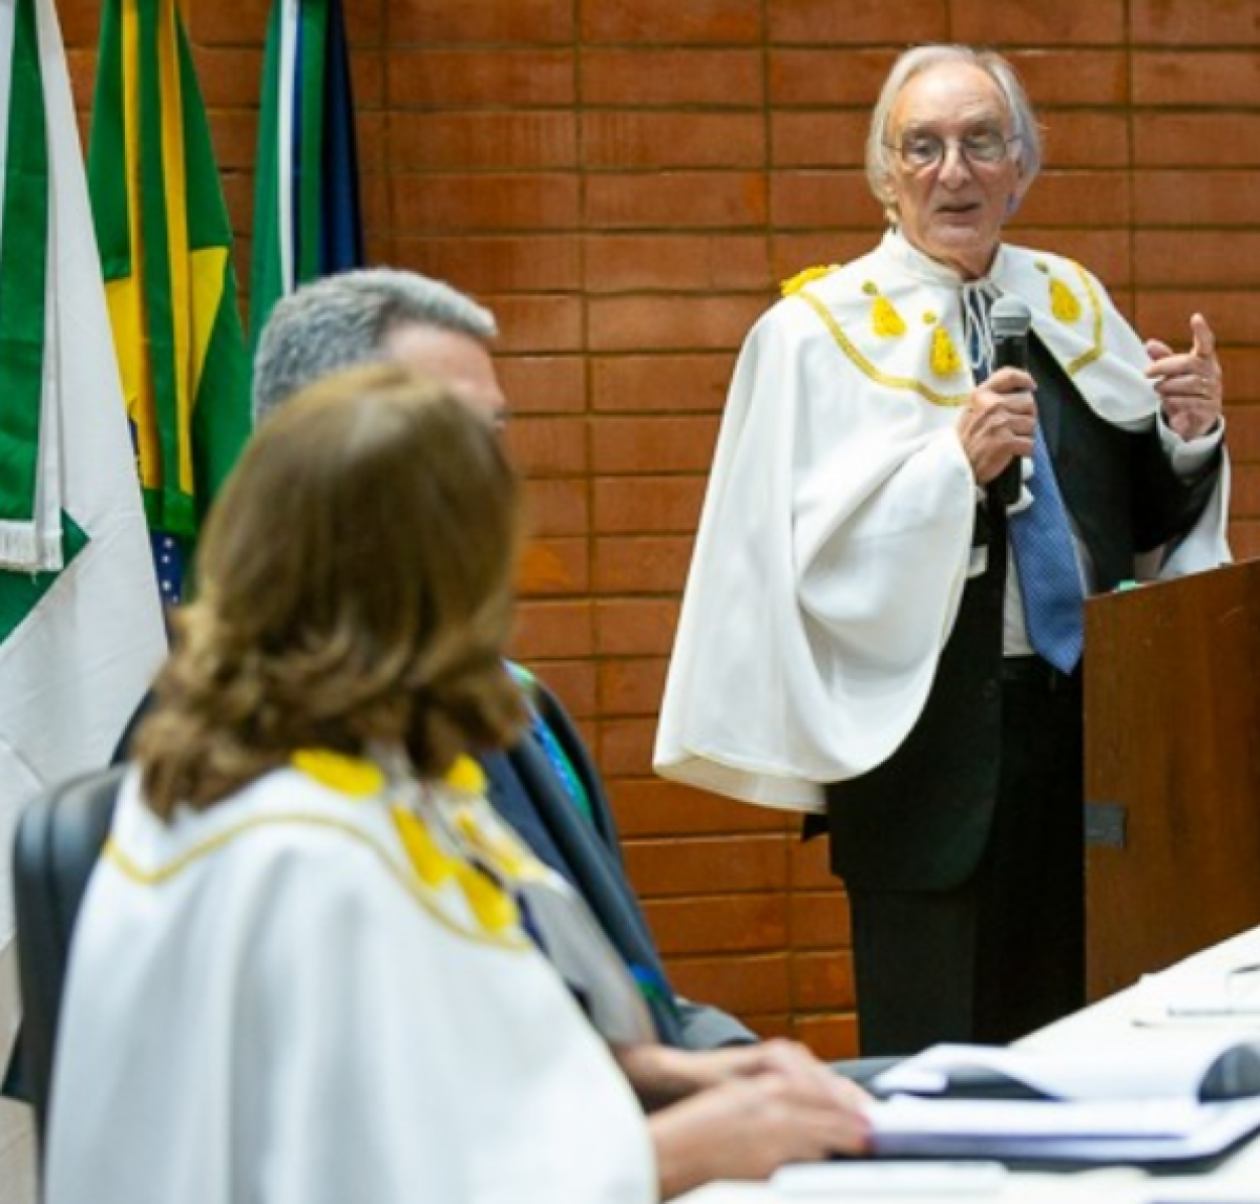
top-left (251, 268), bottom-right (498, 423)
top-left (865, 45), bottom-right (1042, 222)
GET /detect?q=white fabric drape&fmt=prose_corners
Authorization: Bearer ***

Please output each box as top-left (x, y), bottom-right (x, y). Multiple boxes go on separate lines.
top-left (655, 232), bottom-right (1230, 812)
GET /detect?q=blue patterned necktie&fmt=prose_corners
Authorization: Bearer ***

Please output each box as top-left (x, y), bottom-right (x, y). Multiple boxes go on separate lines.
top-left (1007, 428), bottom-right (1085, 673)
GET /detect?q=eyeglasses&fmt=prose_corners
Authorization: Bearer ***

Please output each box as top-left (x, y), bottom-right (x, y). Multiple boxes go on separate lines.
top-left (885, 129), bottom-right (1020, 172)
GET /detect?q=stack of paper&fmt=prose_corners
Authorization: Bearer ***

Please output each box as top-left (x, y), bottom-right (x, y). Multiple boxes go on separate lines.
top-left (867, 1041), bottom-right (1260, 1164)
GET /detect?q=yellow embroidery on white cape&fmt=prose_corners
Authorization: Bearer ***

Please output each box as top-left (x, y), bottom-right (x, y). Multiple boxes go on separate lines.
top-left (291, 748), bottom-right (383, 797)
top-left (391, 804), bottom-right (457, 888)
top-left (794, 288), bottom-right (970, 407)
top-left (1050, 276), bottom-right (1082, 323)
top-left (1026, 258), bottom-right (1105, 374)
top-left (392, 794), bottom-right (521, 934)
top-left (781, 263), bottom-right (841, 298)
top-left (291, 746), bottom-right (520, 938)
top-left (871, 293), bottom-right (906, 338)
top-left (452, 859), bottom-right (519, 932)
top-left (931, 324), bottom-right (963, 377)
top-left (443, 753), bottom-right (487, 796)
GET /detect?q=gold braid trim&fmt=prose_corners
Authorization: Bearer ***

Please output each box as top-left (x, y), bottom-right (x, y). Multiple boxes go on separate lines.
top-left (794, 289), bottom-right (971, 408)
top-left (781, 263), bottom-right (841, 297)
top-left (1064, 261), bottom-right (1105, 376)
top-left (104, 815), bottom-right (531, 950)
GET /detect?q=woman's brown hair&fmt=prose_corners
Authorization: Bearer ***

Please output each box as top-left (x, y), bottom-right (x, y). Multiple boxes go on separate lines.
top-left (135, 363), bottom-right (526, 817)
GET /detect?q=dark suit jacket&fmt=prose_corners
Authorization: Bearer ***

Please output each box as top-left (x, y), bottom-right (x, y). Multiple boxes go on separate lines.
top-left (496, 679), bottom-right (755, 1049)
top-left (817, 336), bottom-right (1222, 892)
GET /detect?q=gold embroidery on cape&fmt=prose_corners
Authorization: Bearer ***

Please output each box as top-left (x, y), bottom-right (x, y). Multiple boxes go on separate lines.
top-left (794, 256), bottom-right (1106, 405)
top-left (1020, 257), bottom-right (1103, 373)
top-left (292, 748), bottom-right (383, 797)
top-left (931, 325), bottom-right (963, 377)
top-left (443, 754), bottom-right (488, 796)
top-left (392, 804), bottom-right (458, 889)
top-left (451, 857), bottom-right (520, 933)
top-left (794, 289), bottom-right (970, 407)
top-left (105, 813), bottom-right (530, 950)
top-left (871, 294), bottom-right (907, 338)
top-left (1062, 261), bottom-right (1105, 375)
top-left (781, 263), bottom-right (841, 298)
top-left (1050, 277), bottom-right (1082, 323)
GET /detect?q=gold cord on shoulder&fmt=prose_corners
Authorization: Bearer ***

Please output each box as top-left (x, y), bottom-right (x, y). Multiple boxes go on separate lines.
top-left (794, 289), bottom-right (971, 408)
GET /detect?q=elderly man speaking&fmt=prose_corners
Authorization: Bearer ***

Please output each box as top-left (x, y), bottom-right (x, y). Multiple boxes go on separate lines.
top-left (656, 43), bottom-right (1229, 1056)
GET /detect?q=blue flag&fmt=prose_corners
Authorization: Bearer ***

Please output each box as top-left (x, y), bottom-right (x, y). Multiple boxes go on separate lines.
top-left (250, 0), bottom-right (364, 351)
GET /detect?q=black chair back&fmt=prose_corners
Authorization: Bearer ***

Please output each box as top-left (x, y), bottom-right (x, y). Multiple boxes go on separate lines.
top-left (9, 766), bottom-right (125, 1145)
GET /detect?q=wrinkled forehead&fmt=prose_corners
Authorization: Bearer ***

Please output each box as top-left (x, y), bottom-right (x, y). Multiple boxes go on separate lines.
top-left (891, 62), bottom-right (1011, 134)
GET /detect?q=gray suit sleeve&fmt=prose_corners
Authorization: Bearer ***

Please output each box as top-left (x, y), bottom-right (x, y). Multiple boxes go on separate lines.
top-left (674, 996), bottom-right (758, 1049)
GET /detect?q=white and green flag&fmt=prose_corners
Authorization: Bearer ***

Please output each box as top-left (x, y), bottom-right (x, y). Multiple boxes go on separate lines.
top-left (0, 0), bottom-right (166, 1055)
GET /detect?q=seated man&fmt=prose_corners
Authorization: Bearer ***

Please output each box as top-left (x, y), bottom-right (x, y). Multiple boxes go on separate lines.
top-left (251, 268), bottom-right (757, 1049)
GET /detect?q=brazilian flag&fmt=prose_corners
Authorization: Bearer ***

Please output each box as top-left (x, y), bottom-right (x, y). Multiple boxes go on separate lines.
top-left (87, 0), bottom-right (252, 602)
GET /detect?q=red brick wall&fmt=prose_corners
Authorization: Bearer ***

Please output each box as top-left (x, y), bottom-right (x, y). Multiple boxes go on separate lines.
top-left (60, 0), bottom-right (1260, 1059)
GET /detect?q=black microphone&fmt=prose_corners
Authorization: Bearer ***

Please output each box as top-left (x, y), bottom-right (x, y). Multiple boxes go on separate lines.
top-left (990, 295), bottom-right (1032, 506)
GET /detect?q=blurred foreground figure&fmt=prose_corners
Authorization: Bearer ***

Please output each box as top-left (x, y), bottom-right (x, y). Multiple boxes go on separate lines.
top-left (49, 365), bottom-right (870, 1204)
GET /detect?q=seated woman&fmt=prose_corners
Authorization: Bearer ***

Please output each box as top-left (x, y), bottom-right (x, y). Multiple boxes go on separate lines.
top-left (45, 364), bottom-right (869, 1204)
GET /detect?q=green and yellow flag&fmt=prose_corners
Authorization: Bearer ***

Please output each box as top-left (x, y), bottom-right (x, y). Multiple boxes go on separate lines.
top-left (88, 0), bottom-right (251, 602)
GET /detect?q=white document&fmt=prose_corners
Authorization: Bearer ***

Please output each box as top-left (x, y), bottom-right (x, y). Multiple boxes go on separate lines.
top-left (867, 1041), bottom-right (1260, 1164)
top-left (871, 1039), bottom-right (1252, 1102)
top-left (1133, 966), bottom-right (1260, 1027)
top-left (869, 1096), bottom-right (1260, 1163)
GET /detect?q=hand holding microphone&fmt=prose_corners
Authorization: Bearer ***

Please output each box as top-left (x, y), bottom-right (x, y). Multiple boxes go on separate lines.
top-left (956, 294), bottom-right (1036, 501)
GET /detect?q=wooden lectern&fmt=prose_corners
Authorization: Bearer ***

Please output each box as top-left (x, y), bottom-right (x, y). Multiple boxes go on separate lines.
top-left (1085, 559), bottom-right (1260, 1000)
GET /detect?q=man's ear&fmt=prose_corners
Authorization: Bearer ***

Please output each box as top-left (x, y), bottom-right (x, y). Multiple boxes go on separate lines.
top-left (879, 182), bottom-right (900, 225)
top-left (1006, 170), bottom-right (1033, 218)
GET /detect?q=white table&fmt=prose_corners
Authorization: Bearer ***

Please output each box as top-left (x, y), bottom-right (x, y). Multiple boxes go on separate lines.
top-left (676, 924), bottom-right (1260, 1203)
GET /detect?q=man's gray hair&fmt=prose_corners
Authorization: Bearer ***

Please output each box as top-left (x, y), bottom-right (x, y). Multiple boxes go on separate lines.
top-left (252, 268), bottom-right (498, 423)
top-left (865, 44), bottom-right (1042, 222)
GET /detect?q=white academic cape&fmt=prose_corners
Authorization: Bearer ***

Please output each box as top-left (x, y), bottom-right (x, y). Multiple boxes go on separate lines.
top-left (45, 766), bottom-right (656, 1204)
top-left (655, 231), bottom-right (1230, 813)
